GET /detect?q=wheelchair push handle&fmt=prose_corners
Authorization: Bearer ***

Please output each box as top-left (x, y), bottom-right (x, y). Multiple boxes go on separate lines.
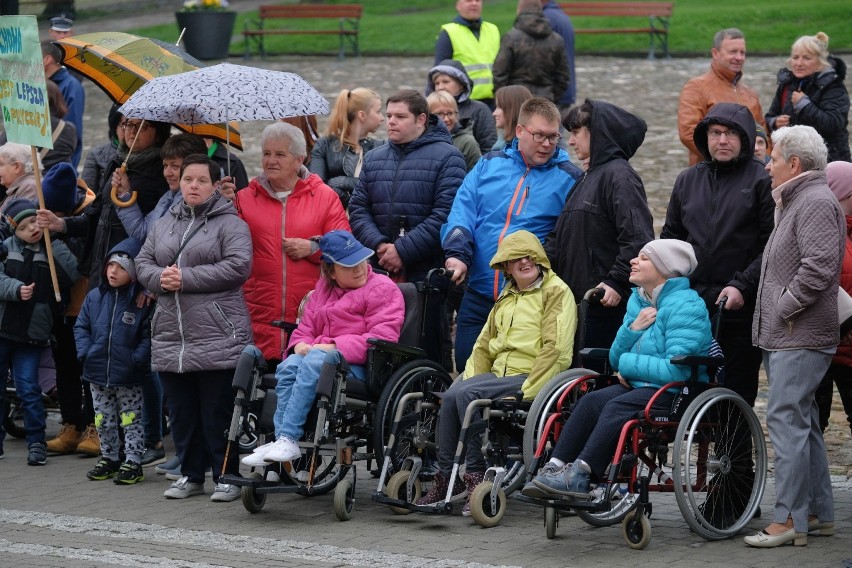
top-left (584, 287), bottom-right (606, 303)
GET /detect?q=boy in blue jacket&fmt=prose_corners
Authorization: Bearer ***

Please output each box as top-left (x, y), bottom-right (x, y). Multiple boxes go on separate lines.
top-left (0, 199), bottom-right (79, 465)
top-left (74, 237), bottom-right (152, 484)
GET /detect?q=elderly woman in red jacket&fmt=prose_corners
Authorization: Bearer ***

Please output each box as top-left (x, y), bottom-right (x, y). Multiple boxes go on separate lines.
top-left (235, 122), bottom-right (350, 365)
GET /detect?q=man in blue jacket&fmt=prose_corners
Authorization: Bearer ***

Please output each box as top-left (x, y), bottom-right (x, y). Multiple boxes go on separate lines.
top-left (349, 89), bottom-right (466, 365)
top-left (540, 0), bottom-right (576, 109)
top-left (442, 97), bottom-right (582, 372)
top-left (42, 41), bottom-right (84, 169)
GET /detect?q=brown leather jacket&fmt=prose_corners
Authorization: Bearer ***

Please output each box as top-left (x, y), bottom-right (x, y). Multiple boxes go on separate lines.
top-left (677, 61), bottom-right (765, 166)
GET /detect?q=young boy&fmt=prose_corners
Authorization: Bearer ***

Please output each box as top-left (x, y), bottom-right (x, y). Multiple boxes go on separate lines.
top-left (0, 198), bottom-right (79, 465)
top-left (75, 237), bottom-right (153, 484)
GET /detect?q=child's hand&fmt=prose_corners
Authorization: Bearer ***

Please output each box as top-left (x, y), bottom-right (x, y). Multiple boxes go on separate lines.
top-left (19, 282), bottom-right (35, 301)
top-left (294, 342), bottom-right (312, 356)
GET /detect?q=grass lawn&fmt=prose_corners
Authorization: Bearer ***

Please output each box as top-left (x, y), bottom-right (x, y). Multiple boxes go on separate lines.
top-left (129, 0), bottom-right (852, 58)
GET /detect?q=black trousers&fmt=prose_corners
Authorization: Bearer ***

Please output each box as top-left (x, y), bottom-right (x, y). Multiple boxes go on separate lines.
top-left (816, 363), bottom-right (852, 435)
top-left (715, 315), bottom-right (762, 407)
top-left (160, 369), bottom-right (238, 484)
top-left (52, 316), bottom-right (94, 429)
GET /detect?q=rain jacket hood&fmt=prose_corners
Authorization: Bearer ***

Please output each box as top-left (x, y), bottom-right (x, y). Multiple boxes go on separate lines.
top-left (514, 10), bottom-right (554, 39)
top-left (489, 229), bottom-right (551, 271)
top-left (587, 99), bottom-right (647, 169)
top-left (694, 102), bottom-right (757, 164)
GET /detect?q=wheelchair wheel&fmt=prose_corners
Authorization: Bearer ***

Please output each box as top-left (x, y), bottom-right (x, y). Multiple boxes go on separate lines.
top-left (622, 510), bottom-right (651, 550)
top-left (289, 453), bottom-right (343, 496)
top-left (385, 470), bottom-right (421, 515)
top-left (241, 472), bottom-right (266, 513)
top-left (469, 481), bottom-right (506, 528)
top-left (238, 411), bottom-right (259, 453)
top-left (544, 506), bottom-right (558, 539)
top-left (334, 478), bottom-right (354, 522)
top-left (372, 359), bottom-right (453, 475)
top-left (521, 368), bottom-right (596, 468)
top-left (3, 394), bottom-right (27, 439)
top-left (672, 389), bottom-right (767, 540)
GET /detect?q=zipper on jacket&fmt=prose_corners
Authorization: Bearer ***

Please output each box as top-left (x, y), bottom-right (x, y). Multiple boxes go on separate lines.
top-left (176, 212), bottom-right (197, 373)
top-left (213, 301), bottom-right (237, 338)
top-left (106, 288), bottom-right (118, 387)
top-left (386, 147), bottom-right (407, 242)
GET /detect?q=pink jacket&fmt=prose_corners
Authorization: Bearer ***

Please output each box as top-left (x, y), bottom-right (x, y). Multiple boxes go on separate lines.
top-left (287, 266), bottom-right (405, 365)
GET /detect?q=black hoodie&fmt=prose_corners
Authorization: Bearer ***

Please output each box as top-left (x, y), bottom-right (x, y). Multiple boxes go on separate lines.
top-left (661, 102), bottom-right (775, 314)
top-left (546, 99), bottom-right (654, 304)
top-left (428, 59), bottom-right (498, 153)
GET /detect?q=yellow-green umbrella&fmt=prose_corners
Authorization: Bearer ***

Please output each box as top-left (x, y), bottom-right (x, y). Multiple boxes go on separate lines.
top-left (55, 31), bottom-right (243, 150)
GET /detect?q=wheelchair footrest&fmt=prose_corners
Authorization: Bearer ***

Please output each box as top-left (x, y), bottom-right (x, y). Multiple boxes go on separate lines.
top-left (372, 491), bottom-right (454, 514)
top-left (512, 492), bottom-right (608, 513)
top-left (218, 473), bottom-right (279, 489)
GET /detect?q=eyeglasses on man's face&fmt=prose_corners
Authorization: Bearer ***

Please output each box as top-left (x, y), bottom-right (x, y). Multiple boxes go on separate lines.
top-left (707, 127), bottom-right (739, 141)
top-left (520, 124), bottom-right (562, 145)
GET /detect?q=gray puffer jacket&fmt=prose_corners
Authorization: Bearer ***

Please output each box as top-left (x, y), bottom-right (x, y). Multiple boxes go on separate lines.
top-left (136, 192), bottom-right (253, 373)
top-left (753, 170), bottom-right (845, 351)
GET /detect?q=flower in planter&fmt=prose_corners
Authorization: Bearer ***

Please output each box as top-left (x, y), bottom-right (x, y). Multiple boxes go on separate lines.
top-left (181, 0), bottom-right (230, 12)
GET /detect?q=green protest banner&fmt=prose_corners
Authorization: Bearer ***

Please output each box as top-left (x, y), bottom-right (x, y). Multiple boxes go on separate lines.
top-left (0, 16), bottom-right (52, 149)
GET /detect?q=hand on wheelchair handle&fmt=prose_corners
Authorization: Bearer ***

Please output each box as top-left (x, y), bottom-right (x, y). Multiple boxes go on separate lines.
top-left (716, 286), bottom-right (743, 310)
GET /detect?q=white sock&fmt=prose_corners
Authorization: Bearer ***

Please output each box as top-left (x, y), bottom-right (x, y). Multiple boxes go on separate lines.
top-left (549, 457), bottom-right (566, 468)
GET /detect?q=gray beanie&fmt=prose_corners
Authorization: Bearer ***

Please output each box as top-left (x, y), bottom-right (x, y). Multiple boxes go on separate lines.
top-left (641, 239), bottom-right (698, 278)
top-left (108, 252), bottom-right (137, 283)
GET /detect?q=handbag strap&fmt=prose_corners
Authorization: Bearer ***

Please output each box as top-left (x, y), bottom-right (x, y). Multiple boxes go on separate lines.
top-left (39, 119), bottom-right (66, 160)
top-left (169, 221), bottom-right (206, 266)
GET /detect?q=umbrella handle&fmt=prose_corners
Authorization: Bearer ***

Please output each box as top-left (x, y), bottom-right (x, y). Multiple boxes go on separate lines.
top-left (111, 164), bottom-right (138, 208)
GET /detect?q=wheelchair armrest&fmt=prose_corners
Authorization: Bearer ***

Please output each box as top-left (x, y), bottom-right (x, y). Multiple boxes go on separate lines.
top-left (670, 355), bottom-right (725, 367)
top-left (271, 320), bottom-right (297, 333)
top-left (367, 338), bottom-right (426, 359)
top-left (579, 347), bottom-right (611, 360)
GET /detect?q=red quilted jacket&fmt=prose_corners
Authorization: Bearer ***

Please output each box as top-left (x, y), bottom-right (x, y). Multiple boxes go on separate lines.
top-left (835, 216), bottom-right (852, 366)
top-left (235, 171), bottom-right (350, 361)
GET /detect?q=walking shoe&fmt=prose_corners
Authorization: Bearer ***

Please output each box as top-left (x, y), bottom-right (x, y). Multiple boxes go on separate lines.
top-left (164, 476), bottom-right (205, 499)
top-left (522, 461), bottom-right (568, 499)
top-left (241, 442), bottom-right (275, 467)
top-left (140, 444), bottom-right (166, 466)
top-left (46, 423), bottom-right (82, 454)
top-left (113, 461), bottom-right (144, 485)
top-left (461, 470), bottom-right (486, 516)
top-left (531, 459), bottom-right (592, 498)
top-left (155, 455), bottom-right (180, 475)
top-left (263, 436), bottom-right (301, 463)
top-left (27, 442), bottom-right (47, 466)
top-left (87, 457), bottom-right (121, 480)
top-left (415, 470), bottom-right (465, 506)
top-left (210, 482), bottom-right (241, 502)
top-left (76, 425), bottom-right (100, 456)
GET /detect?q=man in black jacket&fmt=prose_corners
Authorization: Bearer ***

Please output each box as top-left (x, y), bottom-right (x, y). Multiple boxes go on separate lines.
top-left (661, 102), bottom-right (775, 407)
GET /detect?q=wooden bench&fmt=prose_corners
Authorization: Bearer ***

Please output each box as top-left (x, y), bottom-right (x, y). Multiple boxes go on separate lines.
top-left (244, 3), bottom-right (362, 60)
top-left (559, 2), bottom-right (673, 59)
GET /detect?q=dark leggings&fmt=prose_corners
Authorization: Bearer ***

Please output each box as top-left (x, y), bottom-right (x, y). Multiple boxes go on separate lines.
top-left (53, 316), bottom-right (95, 430)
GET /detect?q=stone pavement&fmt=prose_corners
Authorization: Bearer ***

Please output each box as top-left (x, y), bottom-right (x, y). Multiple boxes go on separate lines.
top-left (1, 426), bottom-right (851, 568)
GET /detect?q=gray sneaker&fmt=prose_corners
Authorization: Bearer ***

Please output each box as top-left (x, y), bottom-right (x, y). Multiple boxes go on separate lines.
top-left (521, 461), bottom-right (567, 498)
top-left (532, 460), bottom-right (592, 498)
top-left (155, 455), bottom-right (180, 475)
top-left (140, 444), bottom-right (166, 467)
top-left (163, 476), bottom-right (205, 499)
top-left (27, 442), bottom-right (47, 466)
top-left (210, 482), bottom-right (241, 502)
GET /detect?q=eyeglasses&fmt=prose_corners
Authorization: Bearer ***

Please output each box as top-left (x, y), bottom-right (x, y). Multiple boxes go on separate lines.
top-left (520, 125), bottom-right (562, 145)
top-left (434, 111), bottom-right (457, 119)
top-left (708, 128), bottom-right (739, 140)
top-left (122, 121), bottom-right (148, 133)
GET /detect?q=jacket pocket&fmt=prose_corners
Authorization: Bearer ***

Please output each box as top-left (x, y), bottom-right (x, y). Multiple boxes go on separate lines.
top-left (211, 301), bottom-right (237, 339)
top-left (776, 287), bottom-right (805, 322)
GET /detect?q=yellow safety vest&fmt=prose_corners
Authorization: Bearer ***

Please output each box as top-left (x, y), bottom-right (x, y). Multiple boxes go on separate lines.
top-left (441, 21), bottom-right (500, 101)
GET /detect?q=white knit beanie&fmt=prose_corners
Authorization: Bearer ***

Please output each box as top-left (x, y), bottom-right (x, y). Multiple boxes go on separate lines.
top-left (641, 239), bottom-right (698, 278)
top-left (108, 253), bottom-right (137, 283)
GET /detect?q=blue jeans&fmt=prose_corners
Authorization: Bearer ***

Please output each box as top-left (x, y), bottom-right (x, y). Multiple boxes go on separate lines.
top-left (142, 370), bottom-right (163, 445)
top-left (0, 339), bottom-right (46, 446)
top-left (273, 349), bottom-right (364, 440)
top-left (454, 289), bottom-right (495, 373)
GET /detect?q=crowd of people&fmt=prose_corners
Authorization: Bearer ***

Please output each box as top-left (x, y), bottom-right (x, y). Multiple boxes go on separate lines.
top-left (0, 0), bottom-right (850, 550)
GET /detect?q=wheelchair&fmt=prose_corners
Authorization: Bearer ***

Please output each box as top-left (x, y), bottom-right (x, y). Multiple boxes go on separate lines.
top-left (515, 303), bottom-right (767, 549)
top-left (372, 288), bottom-right (607, 527)
top-left (218, 268), bottom-right (454, 520)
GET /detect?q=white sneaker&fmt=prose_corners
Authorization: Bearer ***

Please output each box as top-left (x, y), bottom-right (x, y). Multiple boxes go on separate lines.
top-left (241, 451), bottom-right (270, 467)
top-left (294, 456), bottom-right (323, 483)
top-left (210, 482), bottom-right (241, 502)
top-left (263, 436), bottom-right (301, 463)
top-left (251, 440), bottom-right (275, 454)
top-left (163, 476), bottom-right (205, 499)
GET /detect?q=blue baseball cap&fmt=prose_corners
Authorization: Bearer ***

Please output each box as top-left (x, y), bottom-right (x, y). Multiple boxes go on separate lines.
top-left (319, 230), bottom-right (374, 267)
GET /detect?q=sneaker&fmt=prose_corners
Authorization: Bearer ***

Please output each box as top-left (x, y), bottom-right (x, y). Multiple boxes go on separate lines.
top-left (532, 460), bottom-right (592, 498)
top-left (87, 457), bottom-right (121, 480)
top-left (461, 470), bottom-right (486, 516)
top-left (210, 482), bottom-right (241, 502)
top-left (263, 436), bottom-right (301, 463)
top-left (163, 476), bottom-right (205, 499)
top-left (46, 423), bottom-right (82, 454)
top-left (140, 444), bottom-right (166, 467)
top-left (522, 461), bottom-right (567, 499)
top-left (76, 425), bottom-right (100, 456)
top-left (113, 460), bottom-right (144, 485)
top-left (415, 470), bottom-right (465, 506)
top-left (155, 455), bottom-right (180, 475)
top-left (294, 456), bottom-right (323, 483)
top-left (241, 442), bottom-right (275, 467)
top-left (27, 442), bottom-right (47, 466)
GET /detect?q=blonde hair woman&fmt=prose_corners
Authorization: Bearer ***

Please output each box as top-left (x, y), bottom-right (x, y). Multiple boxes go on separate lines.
top-left (309, 87), bottom-right (385, 208)
top-left (766, 32), bottom-right (850, 162)
top-left (427, 90), bottom-right (481, 171)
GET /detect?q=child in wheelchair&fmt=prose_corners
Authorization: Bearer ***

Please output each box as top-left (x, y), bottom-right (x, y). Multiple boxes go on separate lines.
top-left (415, 230), bottom-right (577, 514)
top-left (522, 239), bottom-right (712, 499)
top-left (242, 230), bottom-right (405, 467)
